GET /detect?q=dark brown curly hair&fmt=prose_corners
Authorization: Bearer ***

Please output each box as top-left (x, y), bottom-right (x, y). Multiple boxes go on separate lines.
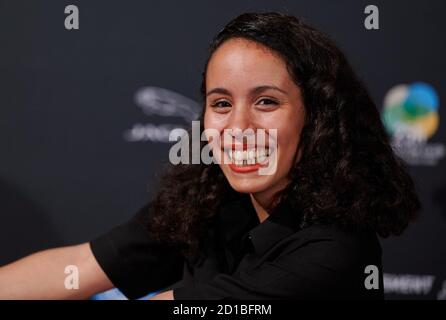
top-left (145, 12), bottom-right (421, 256)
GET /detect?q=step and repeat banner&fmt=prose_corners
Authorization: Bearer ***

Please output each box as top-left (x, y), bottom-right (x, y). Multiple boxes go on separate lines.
top-left (0, 0), bottom-right (445, 299)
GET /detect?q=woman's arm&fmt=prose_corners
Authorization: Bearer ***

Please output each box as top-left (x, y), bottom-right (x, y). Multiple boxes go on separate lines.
top-left (0, 243), bottom-right (114, 299)
top-left (149, 290), bottom-right (174, 300)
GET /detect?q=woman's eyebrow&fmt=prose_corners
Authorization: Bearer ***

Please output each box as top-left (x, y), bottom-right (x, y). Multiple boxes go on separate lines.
top-left (206, 87), bottom-right (231, 97)
top-left (206, 85), bottom-right (287, 97)
top-left (250, 85), bottom-right (287, 96)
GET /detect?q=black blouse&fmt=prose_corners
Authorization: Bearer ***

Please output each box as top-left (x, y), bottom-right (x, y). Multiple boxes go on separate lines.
top-left (90, 193), bottom-right (384, 300)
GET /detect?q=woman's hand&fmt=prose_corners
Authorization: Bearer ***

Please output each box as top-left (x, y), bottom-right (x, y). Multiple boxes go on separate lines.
top-left (149, 290), bottom-right (174, 300)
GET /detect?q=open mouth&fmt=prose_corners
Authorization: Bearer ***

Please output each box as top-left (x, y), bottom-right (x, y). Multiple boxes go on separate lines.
top-left (226, 148), bottom-right (271, 165)
top-left (222, 146), bottom-right (275, 173)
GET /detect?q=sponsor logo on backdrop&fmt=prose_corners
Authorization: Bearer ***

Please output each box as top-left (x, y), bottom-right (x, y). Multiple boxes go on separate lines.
top-left (438, 279), bottom-right (446, 300)
top-left (384, 273), bottom-right (435, 296)
top-left (123, 87), bottom-right (201, 143)
top-left (382, 82), bottom-right (445, 166)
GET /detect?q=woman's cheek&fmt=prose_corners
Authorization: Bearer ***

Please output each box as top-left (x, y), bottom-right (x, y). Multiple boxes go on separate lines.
top-left (280, 124), bottom-right (303, 168)
top-left (204, 109), bottom-right (231, 129)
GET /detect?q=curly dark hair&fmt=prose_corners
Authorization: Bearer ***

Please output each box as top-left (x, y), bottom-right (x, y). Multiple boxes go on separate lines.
top-left (145, 12), bottom-right (421, 256)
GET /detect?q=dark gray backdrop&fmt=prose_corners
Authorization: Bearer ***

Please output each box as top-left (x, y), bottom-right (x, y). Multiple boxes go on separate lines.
top-left (0, 0), bottom-right (445, 299)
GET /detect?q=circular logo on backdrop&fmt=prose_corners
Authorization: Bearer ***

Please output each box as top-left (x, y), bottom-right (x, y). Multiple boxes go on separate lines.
top-left (381, 82), bottom-right (445, 166)
top-left (382, 82), bottom-right (439, 140)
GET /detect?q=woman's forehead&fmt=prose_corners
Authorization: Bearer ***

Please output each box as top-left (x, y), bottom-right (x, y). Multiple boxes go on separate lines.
top-left (205, 39), bottom-right (292, 93)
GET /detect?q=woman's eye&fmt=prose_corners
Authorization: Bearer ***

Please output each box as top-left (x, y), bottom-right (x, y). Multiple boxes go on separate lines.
top-left (256, 98), bottom-right (279, 106)
top-left (211, 100), bottom-right (231, 108)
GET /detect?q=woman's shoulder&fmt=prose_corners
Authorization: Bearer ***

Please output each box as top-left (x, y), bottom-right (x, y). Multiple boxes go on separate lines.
top-left (288, 222), bottom-right (383, 260)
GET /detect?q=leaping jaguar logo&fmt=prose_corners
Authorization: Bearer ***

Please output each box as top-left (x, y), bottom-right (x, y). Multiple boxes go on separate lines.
top-left (124, 87), bottom-right (201, 143)
top-left (134, 86), bottom-right (201, 122)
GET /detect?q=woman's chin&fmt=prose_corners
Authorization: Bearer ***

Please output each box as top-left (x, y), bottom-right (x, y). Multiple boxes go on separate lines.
top-left (220, 164), bottom-right (277, 194)
top-left (225, 177), bottom-right (272, 195)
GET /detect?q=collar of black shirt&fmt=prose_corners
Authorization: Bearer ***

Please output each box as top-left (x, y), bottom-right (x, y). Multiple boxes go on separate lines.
top-left (217, 193), bottom-right (303, 258)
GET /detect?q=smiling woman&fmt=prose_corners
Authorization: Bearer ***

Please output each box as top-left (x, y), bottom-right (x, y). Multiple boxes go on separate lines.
top-left (0, 12), bottom-right (420, 300)
top-left (137, 12), bottom-right (420, 300)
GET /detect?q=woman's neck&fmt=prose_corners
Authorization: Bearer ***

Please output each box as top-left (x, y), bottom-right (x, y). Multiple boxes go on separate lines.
top-left (250, 178), bottom-right (291, 223)
top-left (250, 194), bottom-right (270, 223)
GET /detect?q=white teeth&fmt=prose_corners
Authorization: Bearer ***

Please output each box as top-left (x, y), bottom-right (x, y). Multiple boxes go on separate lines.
top-left (226, 147), bottom-right (272, 166)
top-left (247, 150), bottom-right (255, 164)
top-left (234, 150), bottom-right (243, 161)
top-left (257, 149), bottom-right (266, 162)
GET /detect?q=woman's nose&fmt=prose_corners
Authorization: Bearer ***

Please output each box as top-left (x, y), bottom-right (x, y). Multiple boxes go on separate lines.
top-left (226, 105), bottom-right (251, 132)
top-left (223, 105), bottom-right (257, 145)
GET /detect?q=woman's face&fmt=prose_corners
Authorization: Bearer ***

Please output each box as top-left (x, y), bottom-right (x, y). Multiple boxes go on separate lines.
top-left (204, 38), bottom-right (305, 203)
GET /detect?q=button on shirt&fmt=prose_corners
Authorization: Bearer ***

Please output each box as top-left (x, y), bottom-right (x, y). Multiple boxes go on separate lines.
top-left (90, 193), bottom-right (384, 299)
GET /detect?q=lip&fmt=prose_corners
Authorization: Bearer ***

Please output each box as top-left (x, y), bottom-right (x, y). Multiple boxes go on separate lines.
top-left (228, 162), bottom-right (268, 173)
top-left (223, 146), bottom-right (274, 174)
